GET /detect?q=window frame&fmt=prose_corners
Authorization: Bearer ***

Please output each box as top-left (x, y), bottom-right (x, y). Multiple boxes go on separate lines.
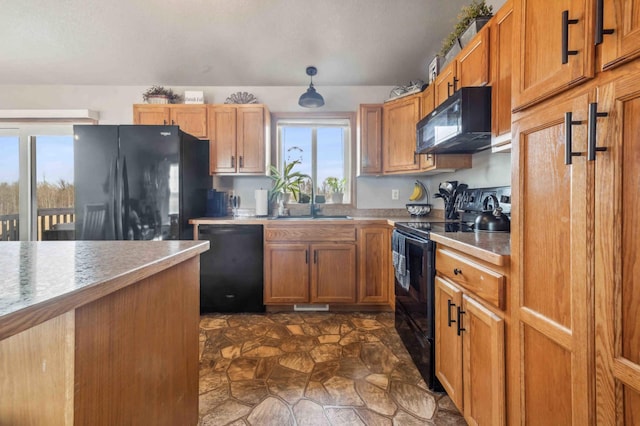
top-left (0, 123), bottom-right (76, 240)
top-left (271, 112), bottom-right (356, 206)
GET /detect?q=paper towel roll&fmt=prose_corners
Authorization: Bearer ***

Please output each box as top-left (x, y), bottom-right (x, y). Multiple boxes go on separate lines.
top-left (255, 189), bottom-right (269, 216)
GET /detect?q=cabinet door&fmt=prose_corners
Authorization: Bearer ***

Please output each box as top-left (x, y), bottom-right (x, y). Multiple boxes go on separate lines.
top-left (357, 226), bottom-right (389, 304)
top-left (358, 104), bottom-right (383, 175)
top-left (133, 105), bottom-right (170, 125)
top-left (435, 276), bottom-right (463, 410)
top-left (264, 243), bottom-right (309, 304)
top-left (434, 61), bottom-right (457, 107)
top-left (600, 0), bottom-right (640, 70)
top-left (170, 106), bottom-right (207, 139)
top-left (594, 72), bottom-right (640, 425)
top-left (512, 0), bottom-right (595, 111)
top-left (456, 24), bottom-right (490, 88)
top-left (511, 92), bottom-right (592, 425)
top-left (462, 294), bottom-right (505, 426)
top-left (383, 95), bottom-right (421, 173)
top-left (236, 106), bottom-right (266, 174)
top-left (491, 0), bottom-right (514, 146)
top-left (209, 106), bottom-right (237, 174)
top-left (310, 243), bottom-right (356, 304)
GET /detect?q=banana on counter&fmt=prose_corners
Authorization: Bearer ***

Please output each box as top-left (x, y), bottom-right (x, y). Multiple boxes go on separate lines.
top-left (409, 180), bottom-right (428, 201)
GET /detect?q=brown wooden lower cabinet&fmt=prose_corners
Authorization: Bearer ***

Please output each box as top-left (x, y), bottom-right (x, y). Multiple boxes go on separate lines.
top-left (435, 247), bottom-right (507, 426)
top-left (263, 223), bottom-right (393, 307)
top-left (264, 242), bottom-right (356, 304)
top-left (357, 225), bottom-right (391, 304)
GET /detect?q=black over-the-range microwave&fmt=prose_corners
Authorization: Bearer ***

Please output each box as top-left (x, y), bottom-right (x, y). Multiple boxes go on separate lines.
top-left (416, 86), bottom-right (492, 155)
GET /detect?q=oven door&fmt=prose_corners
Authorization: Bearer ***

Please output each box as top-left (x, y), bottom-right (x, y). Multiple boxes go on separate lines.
top-left (393, 229), bottom-right (435, 339)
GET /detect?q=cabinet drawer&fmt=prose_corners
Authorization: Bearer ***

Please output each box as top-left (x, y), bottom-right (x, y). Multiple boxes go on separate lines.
top-left (436, 248), bottom-right (505, 310)
top-left (265, 225), bottom-right (356, 242)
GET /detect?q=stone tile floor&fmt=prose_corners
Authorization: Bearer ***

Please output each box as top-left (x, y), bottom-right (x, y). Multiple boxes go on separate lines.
top-left (198, 312), bottom-right (466, 425)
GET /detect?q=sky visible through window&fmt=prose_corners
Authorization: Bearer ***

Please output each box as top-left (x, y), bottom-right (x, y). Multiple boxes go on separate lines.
top-left (0, 135), bottom-right (74, 184)
top-left (282, 126), bottom-right (346, 193)
top-left (0, 136), bottom-right (19, 184)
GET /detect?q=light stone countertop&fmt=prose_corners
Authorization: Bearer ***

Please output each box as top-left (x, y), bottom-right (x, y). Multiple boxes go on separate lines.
top-left (428, 231), bottom-right (510, 266)
top-left (0, 240), bottom-right (209, 340)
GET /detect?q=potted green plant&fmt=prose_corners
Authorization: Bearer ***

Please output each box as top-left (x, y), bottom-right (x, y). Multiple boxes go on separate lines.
top-left (439, 0), bottom-right (493, 65)
top-left (324, 176), bottom-right (346, 204)
top-left (142, 86), bottom-right (183, 104)
top-left (268, 160), bottom-right (306, 203)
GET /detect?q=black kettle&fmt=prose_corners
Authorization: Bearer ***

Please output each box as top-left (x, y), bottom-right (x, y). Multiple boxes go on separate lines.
top-left (474, 195), bottom-right (511, 232)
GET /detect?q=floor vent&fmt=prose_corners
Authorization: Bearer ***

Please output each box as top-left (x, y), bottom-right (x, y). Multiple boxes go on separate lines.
top-left (294, 304), bottom-right (329, 312)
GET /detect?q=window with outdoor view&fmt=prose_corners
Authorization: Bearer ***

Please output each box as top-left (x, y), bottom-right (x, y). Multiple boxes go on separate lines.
top-left (0, 125), bottom-right (75, 241)
top-left (276, 119), bottom-right (351, 204)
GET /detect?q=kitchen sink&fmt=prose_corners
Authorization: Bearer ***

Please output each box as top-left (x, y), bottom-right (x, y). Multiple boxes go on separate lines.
top-left (268, 215), bottom-right (352, 220)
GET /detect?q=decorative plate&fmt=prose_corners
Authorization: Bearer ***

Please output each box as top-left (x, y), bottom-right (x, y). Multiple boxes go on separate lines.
top-left (225, 92), bottom-right (258, 104)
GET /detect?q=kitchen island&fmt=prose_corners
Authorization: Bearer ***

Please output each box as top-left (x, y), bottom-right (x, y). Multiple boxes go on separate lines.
top-left (0, 240), bottom-right (209, 426)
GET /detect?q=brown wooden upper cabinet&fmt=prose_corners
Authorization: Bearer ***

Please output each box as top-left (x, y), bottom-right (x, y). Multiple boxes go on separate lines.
top-left (208, 104), bottom-right (270, 175)
top-left (383, 95), bottom-right (422, 173)
top-left (434, 25), bottom-right (490, 108)
top-left (358, 88), bottom-right (471, 176)
top-left (599, 0), bottom-right (640, 70)
top-left (490, 0), bottom-right (514, 151)
top-left (133, 104), bottom-right (208, 139)
top-left (512, 0), bottom-right (595, 112)
top-left (357, 104), bottom-right (383, 175)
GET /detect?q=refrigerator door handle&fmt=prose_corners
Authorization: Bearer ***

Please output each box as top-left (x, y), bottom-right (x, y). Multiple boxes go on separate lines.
top-left (122, 156), bottom-right (130, 239)
top-left (114, 156), bottom-right (123, 239)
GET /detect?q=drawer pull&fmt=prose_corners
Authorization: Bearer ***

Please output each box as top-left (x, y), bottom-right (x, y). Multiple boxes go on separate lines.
top-left (447, 299), bottom-right (456, 327)
top-left (453, 268), bottom-right (462, 275)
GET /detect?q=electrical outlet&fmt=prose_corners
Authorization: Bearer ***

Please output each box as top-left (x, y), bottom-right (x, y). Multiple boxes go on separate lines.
top-left (391, 189), bottom-right (399, 200)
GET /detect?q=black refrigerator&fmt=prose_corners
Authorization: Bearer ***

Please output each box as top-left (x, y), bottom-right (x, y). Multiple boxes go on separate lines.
top-left (74, 125), bottom-right (210, 241)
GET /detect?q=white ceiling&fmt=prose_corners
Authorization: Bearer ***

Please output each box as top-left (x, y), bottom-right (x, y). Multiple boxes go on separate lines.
top-left (2, 0), bottom-right (500, 87)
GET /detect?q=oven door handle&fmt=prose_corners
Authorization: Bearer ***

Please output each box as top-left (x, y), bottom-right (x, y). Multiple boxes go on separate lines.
top-left (447, 299), bottom-right (456, 327)
top-left (394, 228), bottom-right (431, 247)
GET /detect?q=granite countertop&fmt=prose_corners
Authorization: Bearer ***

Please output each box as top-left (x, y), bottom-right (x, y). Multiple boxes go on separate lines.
top-left (0, 240), bottom-right (209, 340)
top-left (190, 215), bottom-right (510, 265)
top-left (428, 231), bottom-right (510, 266)
top-left (190, 216), bottom-right (435, 225)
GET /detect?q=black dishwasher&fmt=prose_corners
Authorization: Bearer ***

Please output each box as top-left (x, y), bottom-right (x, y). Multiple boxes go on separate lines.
top-left (198, 225), bottom-right (265, 313)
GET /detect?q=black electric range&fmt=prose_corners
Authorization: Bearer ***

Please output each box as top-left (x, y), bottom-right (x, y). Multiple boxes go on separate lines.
top-left (392, 185), bottom-right (510, 392)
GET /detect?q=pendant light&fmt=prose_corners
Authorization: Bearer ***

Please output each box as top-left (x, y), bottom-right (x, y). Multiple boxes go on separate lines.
top-left (298, 66), bottom-right (325, 108)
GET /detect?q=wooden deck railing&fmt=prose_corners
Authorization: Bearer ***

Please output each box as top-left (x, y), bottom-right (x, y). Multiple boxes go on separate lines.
top-left (0, 208), bottom-right (75, 241)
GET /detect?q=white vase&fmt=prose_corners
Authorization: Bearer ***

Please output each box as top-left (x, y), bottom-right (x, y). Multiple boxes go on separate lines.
top-left (331, 193), bottom-right (344, 204)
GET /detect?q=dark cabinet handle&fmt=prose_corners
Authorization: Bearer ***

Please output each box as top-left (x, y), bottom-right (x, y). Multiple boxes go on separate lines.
top-left (562, 10), bottom-right (579, 64)
top-left (231, 155), bottom-right (236, 168)
top-left (239, 156), bottom-right (244, 168)
top-left (564, 112), bottom-right (583, 165)
top-left (447, 81), bottom-right (453, 97)
top-left (447, 299), bottom-right (456, 327)
top-left (453, 268), bottom-right (462, 276)
top-left (588, 102), bottom-right (608, 161)
top-left (171, 120), bottom-right (175, 125)
top-left (595, 0), bottom-right (615, 45)
top-left (305, 249), bottom-right (309, 264)
top-left (453, 77), bottom-right (459, 92)
top-left (313, 250), bottom-right (317, 264)
top-left (457, 306), bottom-right (466, 336)
top-left (163, 119), bottom-right (167, 125)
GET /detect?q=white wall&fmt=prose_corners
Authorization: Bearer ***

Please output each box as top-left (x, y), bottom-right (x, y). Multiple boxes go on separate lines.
top-left (0, 83), bottom-right (511, 210)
